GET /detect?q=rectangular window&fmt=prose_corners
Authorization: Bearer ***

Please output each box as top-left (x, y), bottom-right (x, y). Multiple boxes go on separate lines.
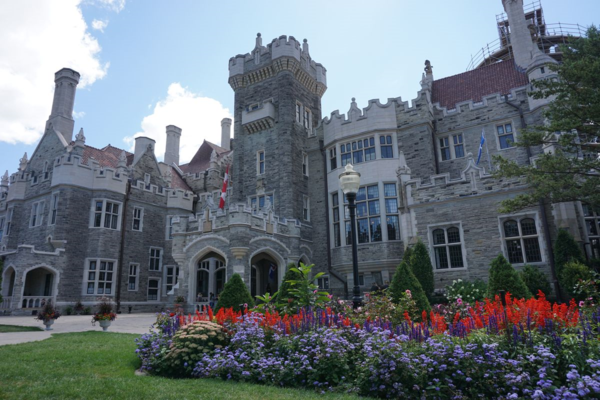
top-left (341, 144), bottom-right (352, 166)
top-left (165, 266), bottom-right (180, 293)
top-left (364, 137), bottom-right (376, 161)
top-left (341, 137), bottom-right (375, 166)
top-left (5, 208), bottom-right (13, 236)
top-left (49, 193), bottom-right (59, 225)
top-left (380, 135), bottom-right (393, 159)
top-left (502, 218), bottom-right (542, 264)
top-left (384, 183), bottom-right (400, 240)
top-left (296, 103), bottom-right (301, 123)
top-left (303, 196), bottom-right (310, 221)
top-left (498, 123), bottom-right (515, 149)
top-left (329, 147), bottom-right (337, 171)
top-left (257, 151), bottom-right (265, 175)
top-left (303, 108), bottom-right (311, 130)
top-left (132, 207), bottom-right (143, 231)
top-left (166, 216), bottom-right (174, 240)
top-left (251, 194), bottom-right (274, 211)
top-left (148, 279), bottom-right (160, 301)
top-left (440, 137), bottom-right (451, 161)
top-left (30, 201), bottom-right (45, 227)
top-left (128, 263), bottom-right (139, 291)
top-left (149, 248), bottom-right (162, 271)
top-left (431, 226), bottom-right (465, 269)
top-left (332, 193), bottom-right (341, 247)
top-left (453, 134), bottom-right (465, 158)
top-left (317, 276), bottom-right (330, 290)
top-left (583, 204), bottom-right (600, 259)
top-left (85, 259), bottom-right (115, 295)
top-left (302, 153), bottom-right (308, 176)
top-left (91, 200), bottom-right (121, 230)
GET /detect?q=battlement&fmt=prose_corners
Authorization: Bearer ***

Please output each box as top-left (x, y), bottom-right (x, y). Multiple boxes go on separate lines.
top-left (228, 34), bottom-right (326, 94)
top-left (130, 179), bottom-right (194, 211)
top-left (432, 87), bottom-right (528, 117)
top-left (50, 153), bottom-right (128, 193)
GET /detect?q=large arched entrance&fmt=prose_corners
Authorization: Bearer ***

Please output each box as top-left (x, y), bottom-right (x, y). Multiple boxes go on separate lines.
top-left (0, 266), bottom-right (16, 310)
top-left (21, 266), bottom-right (56, 309)
top-left (195, 252), bottom-right (227, 303)
top-left (250, 252), bottom-right (280, 298)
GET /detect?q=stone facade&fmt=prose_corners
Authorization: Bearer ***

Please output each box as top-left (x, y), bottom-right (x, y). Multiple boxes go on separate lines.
top-left (0, 0), bottom-right (596, 314)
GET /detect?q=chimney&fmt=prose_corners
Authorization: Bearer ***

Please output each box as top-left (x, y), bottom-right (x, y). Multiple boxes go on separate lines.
top-left (133, 136), bottom-right (156, 165)
top-left (47, 68), bottom-right (80, 143)
top-left (501, 0), bottom-right (545, 70)
top-left (164, 125), bottom-right (182, 166)
top-left (221, 118), bottom-right (232, 150)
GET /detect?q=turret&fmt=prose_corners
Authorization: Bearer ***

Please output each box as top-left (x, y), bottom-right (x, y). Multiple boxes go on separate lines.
top-left (220, 118), bottom-right (232, 150)
top-left (164, 125), bottom-right (182, 166)
top-left (133, 136), bottom-right (156, 165)
top-left (47, 68), bottom-right (80, 143)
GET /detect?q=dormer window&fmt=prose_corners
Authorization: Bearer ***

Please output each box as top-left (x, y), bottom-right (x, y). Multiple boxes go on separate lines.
top-left (248, 103), bottom-right (260, 112)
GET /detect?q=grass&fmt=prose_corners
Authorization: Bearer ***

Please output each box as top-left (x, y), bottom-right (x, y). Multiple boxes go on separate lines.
top-left (0, 332), bottom-right (357, 400)
top-left (0, 324), bottom-right (43, 333)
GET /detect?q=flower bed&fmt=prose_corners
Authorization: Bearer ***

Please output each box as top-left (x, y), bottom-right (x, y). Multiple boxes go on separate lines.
top-left (135, 293), bottom-right (600, 398)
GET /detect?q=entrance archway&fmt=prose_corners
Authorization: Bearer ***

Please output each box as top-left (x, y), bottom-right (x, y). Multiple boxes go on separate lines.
top-left (195, 252), bottom-right (227, 303)
top-left (251, 252), bottom-right (280, 298)
top-left (21, 266), bottom-right (56, 309)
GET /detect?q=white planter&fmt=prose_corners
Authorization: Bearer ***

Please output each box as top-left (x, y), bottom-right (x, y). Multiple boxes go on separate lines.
top-left (98, 320), bottom-right (111, 331)
top-left (43, 320), bottom-right (54, 331)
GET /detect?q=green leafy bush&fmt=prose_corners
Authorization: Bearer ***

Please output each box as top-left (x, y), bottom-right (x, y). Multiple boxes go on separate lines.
top-left (560, 261), bottom-right (593, 300)
top-left (356, 292), bottom-right (417, 326)
top-left (445, 279), bottom-right (487, 304)
top-left (389, 261), bottom-right (430, 313)
top-left (277, 263), bottom-right (302, 304)
top-left (554, 229), bottom-right (585, 279)
top-left (410, 241), bottom-right (435, 299)
top-left (285, 263), bottom-right (330, 312)
top-left (163, 320), bottom-right (229, 377)
top-left (487, 254), bottom-right (531, 299)
top-left (215, 273), bottom-right (254, 312)
top-left (520, 265), bottom-right (552, 297)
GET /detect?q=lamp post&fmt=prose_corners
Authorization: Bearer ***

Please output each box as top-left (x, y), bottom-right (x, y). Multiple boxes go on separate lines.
top-left (339, 164), bottom-right (362, 309)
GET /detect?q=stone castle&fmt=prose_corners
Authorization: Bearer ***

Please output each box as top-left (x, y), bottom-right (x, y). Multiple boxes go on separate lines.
top-left (1, 0), bottom-right (598, 313)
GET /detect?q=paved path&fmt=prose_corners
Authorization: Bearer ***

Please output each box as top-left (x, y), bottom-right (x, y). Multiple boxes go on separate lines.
top-left (0, 314), bottom-right (157, 346)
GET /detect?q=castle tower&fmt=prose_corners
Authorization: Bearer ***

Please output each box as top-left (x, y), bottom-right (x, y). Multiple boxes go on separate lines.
top-left (227, 33), bottom-right (327, 220)
top-left (164, 125), bottom-right (182, 166)
top-left (221, 118), bottom-right (232, 151)
top-left (47, 68), bottom-right (80, 143)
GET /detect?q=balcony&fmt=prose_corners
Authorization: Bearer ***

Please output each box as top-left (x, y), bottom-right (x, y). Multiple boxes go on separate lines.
top-left (241, 102), bottom-right (276, 134)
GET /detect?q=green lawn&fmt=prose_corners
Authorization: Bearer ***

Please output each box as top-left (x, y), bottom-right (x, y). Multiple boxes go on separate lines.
top-left (0, 332), bottom-right (357, 400)
top-left (0, 324), bottom-right (43, 333)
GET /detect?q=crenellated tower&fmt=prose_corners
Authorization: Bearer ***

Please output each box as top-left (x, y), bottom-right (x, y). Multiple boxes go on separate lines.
top-left (227, 33), bottom-right (327, 221)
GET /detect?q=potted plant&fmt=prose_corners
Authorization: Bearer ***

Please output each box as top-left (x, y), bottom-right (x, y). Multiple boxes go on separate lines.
top-left (35, 302), bottom-right (61, 330)
top-left (174, 295), bottom-right (186, 315)
top-left (91, 297), bottom-right (117, 331)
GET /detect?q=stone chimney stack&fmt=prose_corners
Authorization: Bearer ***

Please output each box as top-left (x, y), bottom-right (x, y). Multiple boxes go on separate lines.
top-left (164, 125), bottom-right (182, 166)
top-left (47, 68), bottom-right (80, 143)
top-left (221, 118), bottom-right (232, 150)
top-left (133, 136), bottom-right (156, 165)
top-left (501, 0), bottom-right (544, 70)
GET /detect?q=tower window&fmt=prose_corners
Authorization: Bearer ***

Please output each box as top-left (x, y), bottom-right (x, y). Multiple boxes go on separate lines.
top-left (303, 196), bottom-right (310, 221)
top-left (497, 123), bottom-right (515, 149)
top-left (329, 147), bottom-right (337, 171)
top-left (302, 153), bottom-right (308, 176)
top-left (380, 135), bottom-right (393, 158)
top-left (257, 150), bottom-right (265, 175)
top-left (296, 103), bottom-right (302, 123)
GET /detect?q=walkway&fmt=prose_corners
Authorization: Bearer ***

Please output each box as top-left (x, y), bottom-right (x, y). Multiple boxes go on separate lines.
top-left (0, 313), bottom-right (157, 346)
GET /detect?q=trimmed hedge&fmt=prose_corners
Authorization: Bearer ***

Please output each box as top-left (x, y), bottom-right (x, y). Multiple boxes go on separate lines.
top-left (410, 241), bottom-right (434, 299)
top-left (389, 261), bottom-right (430, 312)
top-left (215, 273), bottom-right (254, 312)
top-left (520, 264), bottom-right (552, 297)
top-left (487, 254), bottom-right (531, 299)
top-left (554, 229), bottom-right (585, 279)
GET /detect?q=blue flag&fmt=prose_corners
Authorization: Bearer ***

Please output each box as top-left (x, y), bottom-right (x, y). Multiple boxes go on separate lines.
top-left (268, 263), bottom-right (276, 280)
top-left (477, 129), bottom-right (485, 165)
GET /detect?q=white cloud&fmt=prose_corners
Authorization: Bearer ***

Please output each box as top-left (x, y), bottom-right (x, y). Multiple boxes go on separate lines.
top-left (73, 110), bottom-right (86, 119)
top-left (0, 0), bottom-right (109, 145)
top-left (89, 0), bottom-right (125, 13)
top-left (124, 83), bottom-right (232, 164)
top-left (91, 19), bottom-right (109, 32)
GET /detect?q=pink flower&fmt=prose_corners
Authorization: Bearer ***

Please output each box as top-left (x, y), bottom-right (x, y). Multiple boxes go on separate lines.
top-left (579, 301), bottom-right (585, 307)
top-left (327, 294), bottom-right (333, 299)
top-left (457, 298), bottom-right (463, 306)
top-left (243, 303), bottom-right (248, 308)
top-left (313, 289), bottom-right (318, 294)
top-left (405, 290), bottom-right (412, 298)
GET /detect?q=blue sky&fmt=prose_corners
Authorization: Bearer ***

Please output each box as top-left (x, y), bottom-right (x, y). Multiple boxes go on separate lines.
top-left (1, 0), bottom-right (598, 175)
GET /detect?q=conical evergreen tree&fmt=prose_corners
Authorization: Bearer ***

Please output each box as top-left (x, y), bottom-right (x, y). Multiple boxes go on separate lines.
top-left (487, 254), bottom-right (532, 299)
top-left (410, 241), bottom-right (435, 299)
top-left (402, 246), bottom-right (413, 265)
top-left (278, 263), bottom-right (303, 302)
top-left (520, 265), bottom-right (552, 298)
top-left (215, 273), bottom-right (254, 312)
top-left (554, 229), bottom-right (585, 279)
top-left (389, 261), bottom-right (430, 312)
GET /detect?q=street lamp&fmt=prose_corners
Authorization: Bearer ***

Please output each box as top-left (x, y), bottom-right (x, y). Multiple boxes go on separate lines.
top-left (339, 163), bottom-right (362, 309)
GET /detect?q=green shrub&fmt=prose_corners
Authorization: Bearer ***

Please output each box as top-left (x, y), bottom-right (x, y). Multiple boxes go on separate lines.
top-left (389, 261), bottom-right (430, 313)
top-left (445, 279), bottom-right (487, 304)
top-left (163, 320), bottom-right (229, 377)
top-left (410, 241), bottom-right (434, 299)
top-left (82, 307), bottom-right (92, 315)
top-left (215, 273), bottom-right (254, 312)
top-left (487, 254), bottom-right (532, 299)
top-left (554, 229), bottom-right (585, 279)
top-left (0, 258), bottom-right (3, 304)
top-left (64, 306), bottom-right (74, 316)
top-left (520, 265), bottom-right (552, 297)
top-left (560, 261), bottom-right (593, 300)
top-left (278, 263), bottom-right (302, 303)
top-left (402, 246), bottom-right (413, 264)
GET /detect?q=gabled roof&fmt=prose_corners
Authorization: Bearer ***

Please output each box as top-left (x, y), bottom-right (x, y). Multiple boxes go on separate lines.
top-left (82, 145), bottom-right (133, 169)
top-left (179, 140), bottom-right (231, 174)
top-left (431, 61), bottom-right (529, 110)
top-left (168, 165), bottom-right (193, 191)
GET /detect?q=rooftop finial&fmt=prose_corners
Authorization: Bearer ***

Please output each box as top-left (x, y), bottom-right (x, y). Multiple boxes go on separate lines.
top-left (302, 38), bottom-right (309, 55)
top-left (1, 170), bottom-right (8, 185)
top-left (19, 152), bottom-right (28, 171)
top-left (424, 60), bottom-right (433, 75)
top-left (255, 32), bottom-right (262, 48)
top-left (75, 127), bottom-right (86, 143)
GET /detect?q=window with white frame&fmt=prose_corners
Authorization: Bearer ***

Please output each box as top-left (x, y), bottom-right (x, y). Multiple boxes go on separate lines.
top-left (502, 217), bottom-right (542, 264)
top-left (49, 193), bottom-right (59, 225)
top-left (132, 207), bottom-right (143, 231)
top-left (302, 153), bottom-right (308, 176)
top-left (30, 201), bottom-right (45, 227)
top-left (296, 103), bottom-right (302, 123)
top-left (250, 194), bottom-right (274, 211)
top-left (303, 108), bottom-right (311, 131)
top-left (340, 144), bottom-right (351, 166)
top-left (329, 147), bottom-right (337, 171)
top-left (380, 135), bottom-right (394, 159)
top-left (85, 259), bottom-right (115, 295)
top-left (257, 151), bottom-right (265, 175)
top-left (440, 137), bottom-right (451, 161)
top-left (149, 248), bottom-right (162, 271)
top-left (497, 122), bottom-right (515, 149)
top-left (303, 196), bottom-right (310, 221)
top-left (332, 193), bottom-right (341, 247)
top-left (431, 226), bottom-right (465, 269)
top-left (453, 134), bottom-right (465, 158)
top-left (148, 279), bottom-right (160, 301)
top-left (128, 263), bottom-right (139, 291)
top-left (92, 200), bottom-right (121, 230)
top-left (317, 276), bottom-right (329, 290)
top-left (583, 204), bottom-right (600, 259)
top-left (43, 161), bottom-right (50, 180)
top-left (439, 134), bottom-right (465, 161)
top-left (166, 215), bottom-right (174, 239)
top-left (344, 185), bottom-right (382, 244)
top-left (384, 183), bottom-right (400, 240)
top-left (5, 208), bottom-right (13, 236)
top-left (165, 265), bottom-right (179, 294)
top-left (340, 137), bottom-right (375, 166)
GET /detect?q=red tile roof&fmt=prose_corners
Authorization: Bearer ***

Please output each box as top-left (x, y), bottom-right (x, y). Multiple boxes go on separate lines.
top-left (169, 166), bottom-right (193, 191)
top-left (179, 140), bottom-right (231, 175)
top-left (82, 145), bottom-right (133, 169)
top-left (431, 61), bottom-right (529, 109)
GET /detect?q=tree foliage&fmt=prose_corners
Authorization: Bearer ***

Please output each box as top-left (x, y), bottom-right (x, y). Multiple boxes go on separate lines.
top-left (215, 273), bottom-right (254, 312)
top-left (554, 228), bottom-right (585, 280)
top-left (560, 261), bottom-right (593, 300)
top-left (494, 26), bottom-right (600, 212)
top-left (410, 241), bottom-right (435, 299)
top-left (520, 265), bottom-right (552, 297)
top-left (389, 261), bottom-right (430, 312)
top-left (487, 254), bottom-right (532, 300)
top-left (278, 263), bottom-right (302, 303)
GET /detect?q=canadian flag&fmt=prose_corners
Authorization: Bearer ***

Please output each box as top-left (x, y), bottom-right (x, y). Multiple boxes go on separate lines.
top-left (219, 165), bottom-right (229, 209)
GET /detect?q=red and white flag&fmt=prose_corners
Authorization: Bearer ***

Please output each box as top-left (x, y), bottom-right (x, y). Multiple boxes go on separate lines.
top-left (219, 165), bottom-right (229, 209)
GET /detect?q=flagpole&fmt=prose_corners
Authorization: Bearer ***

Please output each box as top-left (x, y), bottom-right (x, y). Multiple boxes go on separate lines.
top-left (484, 129), bottom-right (492, 172)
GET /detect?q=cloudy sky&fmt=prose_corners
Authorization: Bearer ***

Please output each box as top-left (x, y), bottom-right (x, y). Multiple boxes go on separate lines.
top-left (0, 0), bottom-right (598, 174)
